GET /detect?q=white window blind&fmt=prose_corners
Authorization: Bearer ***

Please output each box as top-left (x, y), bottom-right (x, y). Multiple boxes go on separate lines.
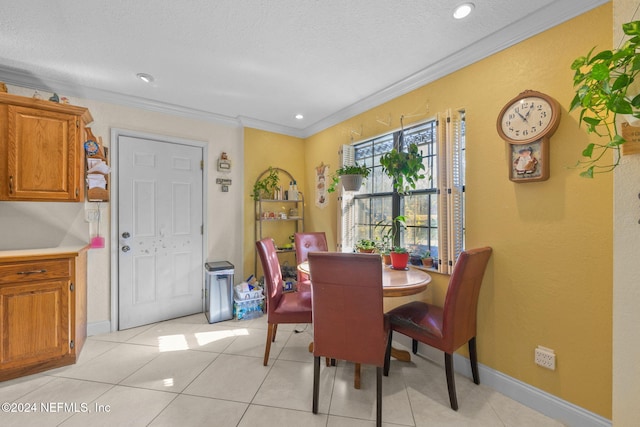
top-left (337, 144), bottom-right (355, 252)
top-left (437, 109), bottom-right (465, 274)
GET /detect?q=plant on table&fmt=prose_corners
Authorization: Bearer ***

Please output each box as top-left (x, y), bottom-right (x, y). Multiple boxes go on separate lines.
top-left (355, 238), bottom-right (377, 253)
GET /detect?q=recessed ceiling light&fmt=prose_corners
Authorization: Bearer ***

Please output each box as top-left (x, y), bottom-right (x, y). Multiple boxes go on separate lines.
top-left (295, 114), bottom-right (304, 120)
top-left (136, 73), bottom-right (154, 83)
top-left (453, 3), bottom-right (474, 20)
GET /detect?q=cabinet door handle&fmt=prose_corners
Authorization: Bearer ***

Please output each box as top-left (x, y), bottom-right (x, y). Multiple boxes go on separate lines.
top-left (17, 269), bottom-right (47, 275)
top-left (9, 175), bottom-right (13, 194)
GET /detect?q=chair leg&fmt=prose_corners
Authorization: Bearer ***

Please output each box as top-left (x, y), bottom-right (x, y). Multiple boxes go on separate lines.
top-left (376, 366), bottom-right (382, 427)
top-left (412, 339), bottom-right (418, 354)
top-left (264, 323), bottom-right (276, 366)
top-left (383, 330), bottom-right (392, 376)
top-left (272, 324), bottom-right (278, 342)
top-left (313, 356), bottom-right (320, 414)
top-left (469, 337), bottom-right (480, 385)
top-left (444, 353), bottom-right (458, 411)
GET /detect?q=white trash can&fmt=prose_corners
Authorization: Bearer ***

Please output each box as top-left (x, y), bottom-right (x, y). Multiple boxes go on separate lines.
top-left (204, 261), bottom-right (234, 323)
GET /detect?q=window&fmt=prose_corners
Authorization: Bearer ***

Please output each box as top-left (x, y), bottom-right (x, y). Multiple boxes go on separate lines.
top-left (339, 110), bottom-right (465, 273)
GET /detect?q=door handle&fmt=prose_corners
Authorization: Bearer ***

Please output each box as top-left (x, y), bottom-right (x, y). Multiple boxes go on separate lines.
top-left (121, 245), bottom-right (131, 253)
top-left (122, 232), bottom-right (130, 239)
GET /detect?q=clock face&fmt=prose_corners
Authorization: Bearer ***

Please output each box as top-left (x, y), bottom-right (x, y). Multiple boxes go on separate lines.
top-left (500, 96), bottom-right (556, 142)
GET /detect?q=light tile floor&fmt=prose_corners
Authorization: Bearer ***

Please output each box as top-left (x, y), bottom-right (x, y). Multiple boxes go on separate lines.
top-left (0, 313), bottom-right (565, 426)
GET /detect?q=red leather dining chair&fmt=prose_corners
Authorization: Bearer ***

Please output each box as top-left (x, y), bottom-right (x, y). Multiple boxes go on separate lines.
top-left (294, 232), bottom-right (328, 292)
top-left (384, 247), bottom-right (492, 411)
top-left (256, 238), bottom-right (313, 366)
top-left (308, 252), bottom-right (390, 427)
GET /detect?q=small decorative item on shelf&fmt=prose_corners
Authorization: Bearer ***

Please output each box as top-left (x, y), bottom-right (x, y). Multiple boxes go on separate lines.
top-left (48, 93), bottom-right (59, 103)
top-left (0, 82), bottom-right (7, 93)
top-left (85, 128), bottom-right (110, 202)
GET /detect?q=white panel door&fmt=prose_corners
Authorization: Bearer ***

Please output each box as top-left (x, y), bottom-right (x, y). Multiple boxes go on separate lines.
top-left (118, 135), bottom-right (203, 329)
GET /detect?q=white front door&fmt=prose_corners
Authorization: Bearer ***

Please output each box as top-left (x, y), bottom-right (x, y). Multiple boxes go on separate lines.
top-left (118, 135), bottom-right (203, 330)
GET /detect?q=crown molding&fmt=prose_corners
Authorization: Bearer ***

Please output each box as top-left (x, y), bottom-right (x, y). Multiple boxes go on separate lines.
top-left (0, 0), bottom-right (607, 139)
top-left (298, 0), bottom-right (608, 138)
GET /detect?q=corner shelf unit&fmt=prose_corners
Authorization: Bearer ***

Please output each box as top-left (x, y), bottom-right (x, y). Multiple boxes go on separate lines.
top-left (254, 168), bottom-right (304, 275)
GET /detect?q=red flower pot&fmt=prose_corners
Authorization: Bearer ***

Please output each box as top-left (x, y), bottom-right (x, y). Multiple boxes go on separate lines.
top-left (390, 252), bottom-right (409, 270)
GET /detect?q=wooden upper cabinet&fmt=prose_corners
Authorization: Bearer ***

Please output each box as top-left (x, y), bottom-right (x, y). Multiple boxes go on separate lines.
top-left (0, 93), bottom-right (93, 202)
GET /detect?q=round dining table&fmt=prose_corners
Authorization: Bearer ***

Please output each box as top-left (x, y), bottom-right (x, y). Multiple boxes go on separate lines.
top-left (298, 259), bottom-right (432, 388)
top-left (297, 260), bottom-right (431, 298)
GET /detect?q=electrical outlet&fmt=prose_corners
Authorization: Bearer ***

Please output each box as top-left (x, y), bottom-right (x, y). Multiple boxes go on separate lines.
top-left (535, 346), bottom-right (556, 370)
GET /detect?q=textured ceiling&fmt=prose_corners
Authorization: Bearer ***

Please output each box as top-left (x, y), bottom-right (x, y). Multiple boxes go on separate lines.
top-left (0, 0), bottom-right (607, 137)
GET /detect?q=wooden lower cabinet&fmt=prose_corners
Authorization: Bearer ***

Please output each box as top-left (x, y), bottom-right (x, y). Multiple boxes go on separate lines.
top-left (0, 249), bottom-right (87, 381)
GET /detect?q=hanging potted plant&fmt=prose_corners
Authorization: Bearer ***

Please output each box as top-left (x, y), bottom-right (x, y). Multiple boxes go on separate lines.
top-left (327, 163), bottom-right (370, 193)
top-left (251, 166), bottom-right (280, 201)
top-left (569, 20), bottom-right (640, 177)
top-left (379, 141), bottom-right (426, 194)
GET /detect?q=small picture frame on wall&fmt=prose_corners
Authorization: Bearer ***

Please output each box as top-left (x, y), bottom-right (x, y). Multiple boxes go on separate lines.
top-left (509, 138), bottom-right (549, 183)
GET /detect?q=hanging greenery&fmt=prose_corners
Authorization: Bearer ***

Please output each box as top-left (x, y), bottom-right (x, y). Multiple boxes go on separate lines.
top-left (569, 20), bottom-right (640, 177)
top-left (379, 141), bottom-right (426, 193)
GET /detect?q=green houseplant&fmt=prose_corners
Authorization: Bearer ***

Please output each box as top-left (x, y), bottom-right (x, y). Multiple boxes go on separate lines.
top-left (421, 251), bottom-right (434, 268)
top-left (327, 163), bottom-right (370, 193)
top-left (379, 142), bottom-right (426, 193)
top-left (355, 238), bottom-right (377, 253)
top-left (251, 166), bottom-right (280, 201)
top-left (374, 215), bottom-right (409, 269)
top-left (569, 20), bottom-right (640, 177)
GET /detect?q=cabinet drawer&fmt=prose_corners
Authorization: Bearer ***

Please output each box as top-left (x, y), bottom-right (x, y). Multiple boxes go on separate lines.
top-left (0, 259), bottom-right (71, 284)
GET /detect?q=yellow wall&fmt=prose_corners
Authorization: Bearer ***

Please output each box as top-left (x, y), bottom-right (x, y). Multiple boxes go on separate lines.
top-left (243, 128), bottom-right (306, 279)
top-left (245, 4), bottom-right (613, 418)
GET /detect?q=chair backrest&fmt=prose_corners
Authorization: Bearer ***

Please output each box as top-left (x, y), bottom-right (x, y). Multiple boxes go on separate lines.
top-left (294, 232), bottom-right (328, 281)
top-left (307, 252), bottom-right (387, 367)
top-left (256, 238), bottom-right (284, 316)
top-left (442, 246), bottom-right (493, 350)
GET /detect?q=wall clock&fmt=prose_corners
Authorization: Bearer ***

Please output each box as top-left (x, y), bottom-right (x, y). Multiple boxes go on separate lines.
top-left (496, 90), bottom-right (561, 182)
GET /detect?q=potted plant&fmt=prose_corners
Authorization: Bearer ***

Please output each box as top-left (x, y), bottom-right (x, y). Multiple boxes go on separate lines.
top-left (327, 163), bottom-right (370, 193)
top-left (421, 251), bottom-right (434, 268)
top-left (569, 20), bottom-right (640, 177)
top-left (379, 142), bottom-right (426, 193)
top-left (252, 166), bottom-right (280, 201)
top-left (374, 215), bottom-right (409, 269)
top-left (376, 235), bottom-right (392, 265)
top-left (390, 246), bottom-right (410, 270)
top-left (355, 238), bottom-right (376, 253)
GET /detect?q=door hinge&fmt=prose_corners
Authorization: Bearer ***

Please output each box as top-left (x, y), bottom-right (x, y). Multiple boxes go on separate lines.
top-left (76, 120), bottom-right (80, 128)
top-left (201, 225), bottom-right (204, 235)
top-left (75, 188), bottom-right (79, 197)
top-left (200, 160), bottom-right (204, 170)
top-left (69, 340), bottom-right (75, 349)
top-left (70, 283), bottom-right (74, 292)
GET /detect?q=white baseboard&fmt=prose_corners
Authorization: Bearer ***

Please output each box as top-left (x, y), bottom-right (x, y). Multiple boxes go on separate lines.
top-left (392, 335), bottom-right (611, 427)
top-left (87, 320), bottom-right (111, 337)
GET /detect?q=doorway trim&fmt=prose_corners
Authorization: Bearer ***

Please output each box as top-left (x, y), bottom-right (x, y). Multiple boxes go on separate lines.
top-left (110, 128), bottom-right (208, 332)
